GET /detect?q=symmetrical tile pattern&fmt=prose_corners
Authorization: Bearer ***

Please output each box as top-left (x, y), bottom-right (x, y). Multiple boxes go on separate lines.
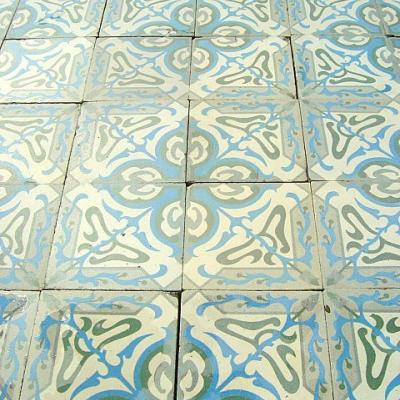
top-left (46, 182), bottom-right (185, 290)
top-left (0, 291), bottom-right (38, 400)
top-left (0, 0), bottom-right (399, 398)
top-left (179, 291), bottom-right (332, 399)
top-left (325, 289), bottom-right (400, 400)
top-left (21, 291), bottom-right (178, 399)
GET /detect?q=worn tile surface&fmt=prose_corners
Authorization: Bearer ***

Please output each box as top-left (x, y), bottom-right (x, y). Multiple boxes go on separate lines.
top-left (85, 37), bottom-right (191, 102)
top-left (0, 104), bottom-right (79, 184)
top-left (7, 0), bottom-right (107, 38)
top-left (0, 38), bottom-right (95, 103)
top-left (379, 0), bottom-right (400, 35)
top-left (313, 180), bottom-right (400, 289)
top-left (178, 290), bottom-right (332, 399)
top-left (69, 101), bottom-right (188, 184)
top-left (188, 100), bottom-right (307, 182)
top-left (21, 290), bottom-right (178, 399)
top-left (325, 289), bottom-right (400, 400)
top-left (0, 0), bottom-right (18, 42)
top-left (196, 0), bottom-right (290, 36)
top-left (184, 183), bottom-right (321, 289)
top-left (101, 0), bottom-right (195, 36)
top-left (0, 291), bottom-right (38, 400)
top-left (46, 182), bottom-right (185, 290)
top-left (0, 184), bottom-right (62, 289)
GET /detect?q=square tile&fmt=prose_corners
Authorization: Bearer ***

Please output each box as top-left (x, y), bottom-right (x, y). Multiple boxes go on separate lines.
top-left (378, 0), bottom-right (400, 35)
top-left (294, 35), bottom-right (400, 100)
top-left (68, 101), bottom-right (188, 184)
top-left (101, 0), bottom-right (195, 36)
top-left (85, 37), bottom-right (191, 103)
top-left (196, 0), bottom-right (290, 36)
top-left (184, 183), bottom-right (321, 289)
top-left (8, 0), bottom-right (107, 38)
top-left (190, 37), bottom-right (295, 101)
top-left (0, 291), bottom-right (38, 400)
top-left (288, 0), bottom-right (383, 35)
top-left (325, 289), bottom-right (400, 400)
top-left (0, 38), bottom-right (95, 103)
top-left (0, 0), bottom-right (17, 41)
top-left (188, 100), bottom-right (307, 182)
top-left (178, 290), bottom-right (332, 399)
top-left (0, 104), bottom-right (79, 184)
top-left (46, 182), bottom-right (185, 290)
top-left (0, 184), bottom-right (62, 289)
top-left (302, 96), bottom-right (400, 181)
top-left (21, 290), bottom-right (178, 399)
top-left (312, 180), bottom-right (400, 288)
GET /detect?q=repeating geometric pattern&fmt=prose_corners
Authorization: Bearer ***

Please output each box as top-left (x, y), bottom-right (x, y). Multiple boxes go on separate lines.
top-left (188, 100), bottom-right (307, 182)
top-left (196, 0), bottom-right (290, 36)
top-left (0, 104), bottom-right (79, 184)
top-left (0, 38), bottom-right (95, 103)
top-left (178, 290), bottom-right (332, 399)
top-left (313, 180), bottom-right (400, 288)
top-left (288, 0), bottom-right (384, 35)
top-left (0, 0), bottom-right (17, 41)
top-left (85, 37), bottom-right (191, 102)
top-left (293, 35), bottom-right (400, 99)
top-left (190, 36), bottom-right (295, 100)
top-left (0, 184), bottom-right (62, 289)
top-left (21, 291), bottom-right (178, 399)
top-left (302, 96), bottom-right (400, 181)
top-left (69, 101), bottom-right (188, 184)
top-left (325, 289), bottom-right (400, 400)
top-left (101, 0), bottom-right (195, 36)
top-left (0, 291), bottom-right (38, 400)
top-left (7, 0), bottom-right (107, 38)
top-left (46, 182), bottom-right (185, 290)
top-left (184, 183), bottom-right (321, 289)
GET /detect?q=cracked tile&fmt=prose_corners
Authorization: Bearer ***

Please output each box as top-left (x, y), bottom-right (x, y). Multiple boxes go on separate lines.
top-left (21, 290), bottom-right (178, 399)
top-left (0, 104), bottom-right (79, 184)
top-left (101, 0), bottom-right (195, 36)
top-left (0, 38), bottom-right (95, 103)
top-left (0, 291), bottom-right (38, 400)
top-left (68, 100), bottom-right (188, 184)
top-left (178, 290), bottom-right (332, 399)
top-left (190, 36), bottom-right (295, 101)
top-left (325, 289), bottom-right (400, 400)
top-left (313, 180), bottom-right (400, 288)
top-left (196, 0), bottom-right (290, 36)
top-left (85, 37), bottom-right (191, 103)
top-left (183, 183), bottom-right (321, 290)
top-left (8, 0), bottom-right (107, 38)
top-left (46, 182), bottom-right (185, 290)
top-left (187, 99), bottom-right (307, 182)
top-left (0, 184), bottom-right (62, 290)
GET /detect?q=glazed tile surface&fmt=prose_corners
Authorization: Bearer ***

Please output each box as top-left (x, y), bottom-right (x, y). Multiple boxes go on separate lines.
top-left (0, 291), bottom-right (38, 400)
top-left (85, 37), bottom-right (191, 102)
top-left (46, 182), bottom-right (185, 290)
top-left (196, 0), bottom-right (290, 36)
top-left (0, 184), bottom-right (62, 289)
top-left (7, 0), bottom-right (107, 38)
top-left (69, 101), bottom-right (188, 184)
top-left (190, 36), bottom-right (295, 100)
top-left (101, 0), bottom-right (195, 36)
top-left (184, 183), bottom-right (321, 289)
top-left (188, 100), bottom-right (307, 182)
top-left (0, 38), bottom-right (95, 103)
top-left (0, 0), bottom-right (399, 397)
top-left (0, 104), bottom-right (79, 184)
top-left (325, 289), bottom-right (400, 400)
top-left (178, 290), bottom-right (332, 399)
top-left (313, 180), bottom-right (400, 288)
top-left (21, 290), bottom-right (178, 399)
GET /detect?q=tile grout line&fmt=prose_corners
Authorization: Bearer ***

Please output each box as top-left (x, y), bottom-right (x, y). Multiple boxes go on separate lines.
top-left (0, 0), bottom-right (21, 51)
top-left (173, 291), bottom-right (183, 400)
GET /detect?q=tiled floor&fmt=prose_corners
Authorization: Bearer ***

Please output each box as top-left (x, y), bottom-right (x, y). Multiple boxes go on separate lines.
top-left (0, 1), bottom-right (399, 399)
